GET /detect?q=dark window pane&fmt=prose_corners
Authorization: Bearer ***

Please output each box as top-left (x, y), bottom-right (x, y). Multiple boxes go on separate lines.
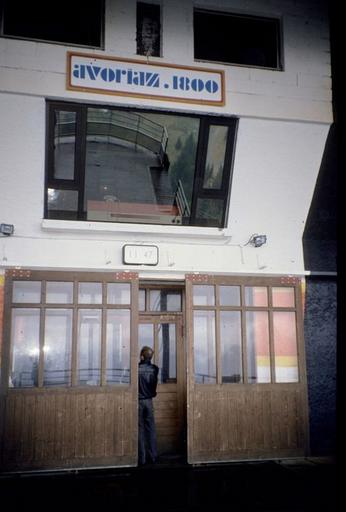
top-left (47, 189), bottom-right (78, 215)
top-left (2, 1), bottom-right (103, 47)
top-left (137, 2), bottom-right (161, 57)
top-left (194, 9), bottom-right (281, 69)
top-left (203, 125), bottom-right (228, 189)
top-left (54, 111), bottom-right (76, 180)
top-left (149, 289), bottom-right (182, 311)
top-left (158, 323), bottom-right (176, 382)
top-left (139, 289), bottom-right (146, 311)
top-left (195, 198), bottom-right (224, 227)
top-left (84, 108), bottom-right (199, 226)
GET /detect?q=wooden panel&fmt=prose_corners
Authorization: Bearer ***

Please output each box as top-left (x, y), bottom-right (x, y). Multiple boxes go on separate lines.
top-left (189, 385), bottom-right (308, 462)
top-left (0, 389), bottom-right (136, 471)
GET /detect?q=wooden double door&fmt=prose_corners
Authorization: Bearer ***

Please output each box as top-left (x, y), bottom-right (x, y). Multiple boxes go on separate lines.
top-left (139, 314), bottom-right (185, 457)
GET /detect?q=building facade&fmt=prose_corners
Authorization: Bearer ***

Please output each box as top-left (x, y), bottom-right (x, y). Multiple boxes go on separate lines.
top-left (0, 0), bottom-right (335, 471)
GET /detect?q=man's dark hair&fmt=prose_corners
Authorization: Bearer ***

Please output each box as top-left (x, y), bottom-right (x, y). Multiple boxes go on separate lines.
top-left (140, 346), bottom-right (154, 361)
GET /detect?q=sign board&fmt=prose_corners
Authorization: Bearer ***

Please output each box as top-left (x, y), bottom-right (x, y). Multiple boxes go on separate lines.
top-left (67, 52), bottom-right (225, 106)
top-left (123, 245), bottom-right (159, 266)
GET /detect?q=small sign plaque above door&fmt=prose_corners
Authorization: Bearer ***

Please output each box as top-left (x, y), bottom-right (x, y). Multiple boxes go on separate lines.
top-left (123, 244), bottom-right (159, 266)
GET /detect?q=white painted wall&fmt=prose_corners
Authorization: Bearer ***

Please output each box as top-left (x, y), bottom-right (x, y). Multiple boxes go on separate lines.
top-left (0, 0), bottom-right (332, 277)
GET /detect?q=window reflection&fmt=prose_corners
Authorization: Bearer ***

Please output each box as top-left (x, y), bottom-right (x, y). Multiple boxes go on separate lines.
top-left (106, 310), bottom-right (131, 384)
top-left (246, 311), bottom-right (270, 383)
top-left (13, 281), bottom-right (41, 303)
top-left (10, 309), bottom-right (40, 388)
top-left (193, 285), bottom-right (215, 306)
top-left (54, 110), bottom-right (76, 180)
top-left (149, 289), bottom-right (182, 311)
top-left (46, 281), bottom-right (73, 303)
top-left (139, 323), bottom-right (154, 353)
top-left (43, 309), bottom-right (72, 386)
top-left (193, 311), bottom-right (216, 383)
top-left (220, 311), bottom-right (242, 383)
top-left (77, 310), bottom-right (101, 386)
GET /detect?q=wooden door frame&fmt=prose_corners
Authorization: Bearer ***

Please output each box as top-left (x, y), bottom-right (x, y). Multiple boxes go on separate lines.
top-left (138, 312), bottom-right (186, 456)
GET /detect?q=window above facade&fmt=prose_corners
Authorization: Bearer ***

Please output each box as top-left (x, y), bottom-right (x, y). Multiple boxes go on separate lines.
top-left (194, 9), bottom-right (282, 70)
top-left (45, 102), bottom-right (238, 228)
top-left (0, 0), bottom-right (104, 48)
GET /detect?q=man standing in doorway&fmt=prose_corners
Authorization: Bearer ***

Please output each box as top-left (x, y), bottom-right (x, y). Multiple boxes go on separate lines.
top-left (138, 346), bottom-right (159, 465)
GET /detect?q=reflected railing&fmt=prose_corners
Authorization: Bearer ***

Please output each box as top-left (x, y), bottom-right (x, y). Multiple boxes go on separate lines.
top-left (11, 368), bottom-right (130, 387)
top-left (55, 110), bottom-right (168, 166)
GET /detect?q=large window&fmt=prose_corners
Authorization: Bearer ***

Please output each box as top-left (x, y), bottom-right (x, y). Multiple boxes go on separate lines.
top-left (45, 102), bottom-right (237, 228)
top-left (192, 280), bottom-right (300, 384)
top-left (0, 1), bottom-right (104, 48)
top-left (8, 274), bottom-right (134, 389)
top-left (194, 9), bottom-right (282, 70)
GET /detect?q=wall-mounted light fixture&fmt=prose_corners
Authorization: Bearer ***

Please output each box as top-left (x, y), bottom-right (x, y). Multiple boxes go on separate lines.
top-left (0, 223), bottom-right (14, 236)
top-left (246, 233), bottom-right (267, 247)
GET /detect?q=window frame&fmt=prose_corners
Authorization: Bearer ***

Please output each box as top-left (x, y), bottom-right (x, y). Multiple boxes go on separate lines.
top-left (0, 1), bottom-right (105, 49)
top-left (193, 8), bottom-right (283, 71)
top-left (188, 275), bottom-right (303, 386)
top-left (2, 270), bottom-right (139, 391)
top-left (45, 100), bottom-right (238, 228)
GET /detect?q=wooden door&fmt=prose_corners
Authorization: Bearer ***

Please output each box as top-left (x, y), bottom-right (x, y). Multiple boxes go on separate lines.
top-left (0, 270), bottom-right (139, 472)
top-left (138, 314), bottom-right (185, 457)
top-left (185, 274), bottom-right (310, 464)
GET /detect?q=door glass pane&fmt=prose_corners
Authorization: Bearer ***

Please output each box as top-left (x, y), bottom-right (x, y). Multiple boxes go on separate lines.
top-left (220, 311), bottom-right (242, 383)
top-left (193, 311), bottom-right (216, 383)
top-left (46, 282), bottom-right (73, 303)
top-left (77, 310), bottom-right (101, 386)
top-left (139, 323), bottom-right (154, 353)
top-left (84, 107), bottom-right (199, 226)
top-left (246, 311), bottom-right (270, 383)
top-left (149, 289), bottom-right (182, 311)
top-left (10, 309), bottom-right (40, 388)
top-left (13, 281), bottom-right (41, 303)
top-left (139, 289), bottom-right (146, 311)
top-left (54, 110), bottom-right (76, 180)
top-left (273, 312), bottom-right (298, 383)
top-left (43, 309), bottom-right (72, 386)
top-left (219, 285), bottom-right (240, 306)
top-left (193, 285), bottom-right (215, 306)
top-left (106, 309), bottom-right (131, 384)
top-left (244, 286), bottom-right (268, 307)
top-left (272, 287), bottom-right (295, 308)
top-left (203, 125), bottom-right (228, 189)
top-left (107, 283), bottom-right (131, 304)
top-left (78, 282), bottom-right (103, 304)
top-left (158, 323), bottom-right (176, 383)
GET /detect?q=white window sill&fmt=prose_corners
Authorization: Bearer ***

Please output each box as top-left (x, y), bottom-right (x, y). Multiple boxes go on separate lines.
top-left (41, 219), bottom-right (232, 239)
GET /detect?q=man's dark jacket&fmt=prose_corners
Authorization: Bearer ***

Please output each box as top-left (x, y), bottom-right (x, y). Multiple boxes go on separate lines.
top-left (138, 361), bottom-right (159, 400)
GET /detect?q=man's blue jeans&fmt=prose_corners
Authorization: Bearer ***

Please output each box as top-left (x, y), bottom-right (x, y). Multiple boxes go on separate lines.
top-left (138, 398), bottom-right (157, 465)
